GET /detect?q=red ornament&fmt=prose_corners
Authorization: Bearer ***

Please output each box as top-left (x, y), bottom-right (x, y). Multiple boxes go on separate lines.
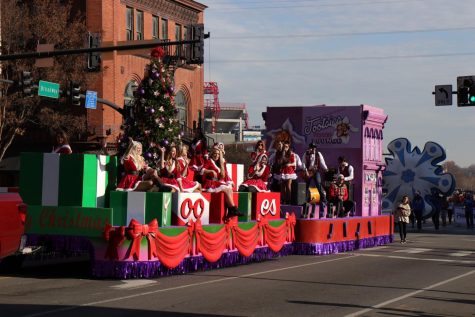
top-left (151, 47), bottom-right (165, 59)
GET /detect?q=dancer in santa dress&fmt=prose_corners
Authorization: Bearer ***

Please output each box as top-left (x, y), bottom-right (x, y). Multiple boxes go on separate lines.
top-left (250, 140), bottom-right (267, 163)
top-left (280, 141), bottom-right (297, 204)
top-left (159, 145), bottom-right (200, 192)
top-left (190, 130), bottom-right (208, 183)
top-left (177, 144), bottom-right (195, 182)
top-left (238, 153), bottom-right (270, 193)
top-left (52, 130), bottom-right (72, 154)
top-left (201, 147), bottom-right (241, 219)
top-left (117, 139), bottom-right (153, 191)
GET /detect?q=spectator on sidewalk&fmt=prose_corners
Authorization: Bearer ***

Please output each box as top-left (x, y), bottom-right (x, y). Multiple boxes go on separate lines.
top-left (463, 194), bottom-right (474, 229)
top-left (411, 191), bottom-right (425, 231)
top-left (395, 195), bottom-right (411, 243)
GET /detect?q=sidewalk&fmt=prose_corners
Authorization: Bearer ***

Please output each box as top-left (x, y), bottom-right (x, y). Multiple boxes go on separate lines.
top-left (405, 219), bottom-right (475, 235)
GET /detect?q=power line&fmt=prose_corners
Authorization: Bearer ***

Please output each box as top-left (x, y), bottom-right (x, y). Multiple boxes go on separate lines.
top-left (212, 26), bottom-right (475, 40)
top-left (206, 0), bottom-right (447, 11)
top-left (209, 51), bottom-right (475, 63)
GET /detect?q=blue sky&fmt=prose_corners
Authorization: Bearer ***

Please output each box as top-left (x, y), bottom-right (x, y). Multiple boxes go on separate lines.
top-left (200, 0), bottom-right (475, 167)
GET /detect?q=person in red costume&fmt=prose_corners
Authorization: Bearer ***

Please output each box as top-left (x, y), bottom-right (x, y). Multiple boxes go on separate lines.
top-left (52, 130), bottom-right (72, 154)
top-left (329, 174), bottom-right (349, 218)
top-left (117, 139), bottom-right (153, 191)
top-left (190, 130), bottom-right (208, 183)
top-left (177, 144), bottom-right (194, 182)
top-left (159, 145), bottom-right (201, 192)
top-left (280, 141), bottom-right (297, 204)
top-left (239, 153), bottom-right (270, 193)
top-left (201, 147), bottom-right (242, 220)
top-left (250, 140), bottom-right (267, 163)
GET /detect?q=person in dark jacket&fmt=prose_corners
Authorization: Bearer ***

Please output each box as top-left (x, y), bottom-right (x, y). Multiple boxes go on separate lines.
top-left (463, 194), bottom-right (474, 229)
top-left (411, 191), bottom-right (425, 231)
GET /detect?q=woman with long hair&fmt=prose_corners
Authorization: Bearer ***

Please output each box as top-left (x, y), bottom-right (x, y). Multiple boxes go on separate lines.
top-left (117, 139), bottom-right (151, 190)
top-left (159, 145), bottom-right (200, 192)
top-left (280, 141), bottom-right (297, 204)
top-left (239, 153), bottom-right (270, 193)
top-left (395, 195), bottom-right (411, 243)
top-left (201, 147), bottom-right (241, 220)
top-left (53, 130), bottom-right (72, 154)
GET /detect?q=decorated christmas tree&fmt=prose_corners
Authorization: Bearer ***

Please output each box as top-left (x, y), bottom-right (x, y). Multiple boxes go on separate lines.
top-left (119, 47), bottom-right (181, 167)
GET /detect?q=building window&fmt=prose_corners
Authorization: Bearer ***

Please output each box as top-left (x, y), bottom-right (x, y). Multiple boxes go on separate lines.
top-left (136, 10), bottom-right (144, 40)
top-left (152, 15), bottom-right (159, 39)
top-left (183, 26), bottom-right (189, 40)
top-left (175, 23), bottom-right (182, 41)
top-left (175, 90), bottom-right (187, 126)
top-left (126, 7), bottom-right (134, 40)
top-left (161, 18), bottom-right (168, 39)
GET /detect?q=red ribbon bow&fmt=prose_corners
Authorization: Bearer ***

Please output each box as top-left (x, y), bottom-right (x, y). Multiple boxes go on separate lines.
top-left (285, 212), bottom-right (297, 242)
top-left (103, 224), bottom-right (126, 260)
top-left (126, 218), bottom-right (159, 260)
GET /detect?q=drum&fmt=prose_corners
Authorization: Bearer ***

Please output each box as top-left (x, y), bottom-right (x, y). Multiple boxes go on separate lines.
top-left (308, 187), bottom-right (320, 204)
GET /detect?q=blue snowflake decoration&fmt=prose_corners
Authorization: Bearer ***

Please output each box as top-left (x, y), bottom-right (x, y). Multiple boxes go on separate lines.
top-left (382, 138), bottom-right (455, 217)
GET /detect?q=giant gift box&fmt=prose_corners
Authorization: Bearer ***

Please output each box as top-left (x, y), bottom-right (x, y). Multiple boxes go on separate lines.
top-left (172, 192), bottom-right (211, 226)
top-left (20, 153), bottom-right (117, 208)
top-left (206, 192), bottom-right (253, 224)
top-left (252, 192), bottom-right (281, 220)
top-left (109, 191), bottom-right (172, 226)
top-left (226, 163), bottom-right (244, 190)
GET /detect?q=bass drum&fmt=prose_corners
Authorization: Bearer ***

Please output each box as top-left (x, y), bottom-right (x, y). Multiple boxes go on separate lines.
top-left (308, 187), bottom-right (320, 204)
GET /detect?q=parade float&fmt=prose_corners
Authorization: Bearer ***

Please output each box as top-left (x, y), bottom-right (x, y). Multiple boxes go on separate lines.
top-left (12, 48), bottom-right (394, 278)
top-left (263, 104), bottom-right (394, 255)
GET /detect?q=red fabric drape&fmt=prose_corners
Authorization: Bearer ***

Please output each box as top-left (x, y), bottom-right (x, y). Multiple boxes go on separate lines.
top-left (102, 214), bottom-right (297, 268)
top-left (231, 219), bottom-right (260, 257)
top-left (195, 219), bottom-right (229, 263)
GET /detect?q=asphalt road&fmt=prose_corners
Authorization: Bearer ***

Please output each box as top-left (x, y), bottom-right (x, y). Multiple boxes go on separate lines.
top-left (1, 223), bottom-right (474, 317)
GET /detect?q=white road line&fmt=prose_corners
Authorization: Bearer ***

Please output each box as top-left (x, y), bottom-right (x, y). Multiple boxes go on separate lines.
top-left (344, 269), bottom-right (475, 317)
top-left (110, 279), bottom-right (157, 289)
top-left (21, 254), bottom-right (359, 317)
top-left (359, 253), bottom-right (475, 264)
top-left (394, 248), bottom-right (432, 254)
top-left (359, 246), bottom-right (389, 251)
top-left (449, 251), bottom-right (474, 257)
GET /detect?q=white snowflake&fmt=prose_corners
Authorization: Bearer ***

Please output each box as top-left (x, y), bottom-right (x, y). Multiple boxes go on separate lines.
top-left (382, 138), bottom-right (455, 217)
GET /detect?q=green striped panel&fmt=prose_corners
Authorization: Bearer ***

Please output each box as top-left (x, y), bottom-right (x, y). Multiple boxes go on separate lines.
top-left (82, 154), bottom-right (98, 207)
top-left (110, 191), bottom-right (128, 226)
top-left (105, 156), bottom-right (118, 207)
top-left (58, 154), bottom-right (84, 206)
top-left (237, 192), bottom-right (252, 222)
top-left (145, 192), bottom-right (172, 226)
top-left (19, 153), bottom-right (44, 205)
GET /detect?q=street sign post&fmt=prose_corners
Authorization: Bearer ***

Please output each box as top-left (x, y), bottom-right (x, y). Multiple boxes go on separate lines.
top-left (85, 90), bottom-right (97, 109)
top-left (38, 80), bottom-right (60, 99)
top-left (434, 85), bottom-right (452, 106)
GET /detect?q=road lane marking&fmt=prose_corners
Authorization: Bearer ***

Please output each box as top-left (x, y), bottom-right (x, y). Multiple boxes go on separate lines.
top-left (359, 246), bottom-right (388, 251)
top-left (344, 269), bottom-right (475, 317)
top-left (359, 253), bottom-right (475, 264)
top-left (110, 280), bottom-right (157, 289)
top-left (394, 248), bottom-right (432, 254)
top-left (21, 254), bottom-right (359, 317)
top-left (449, 251), bottom-right (474, 257)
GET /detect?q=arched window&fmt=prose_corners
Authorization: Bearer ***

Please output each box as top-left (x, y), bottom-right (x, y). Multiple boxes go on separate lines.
top-left (124, 80), bottom-right (139, 107)
top-left (175, 90), bottom-right (188, 126)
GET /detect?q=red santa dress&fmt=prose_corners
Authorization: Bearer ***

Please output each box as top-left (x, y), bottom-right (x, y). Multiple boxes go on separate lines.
top-left (280, 152), bottom-right (297, 180)
top-left (117, 157), bottom-right (141, 190)
top-left (53, 144), bottom-right (72, 154)
top-left (240, 163), bottom-right (270, 192)
top-left (161, 160), bottom-right (200, 192)
top-left (201, 159), bottom-right (234, 192)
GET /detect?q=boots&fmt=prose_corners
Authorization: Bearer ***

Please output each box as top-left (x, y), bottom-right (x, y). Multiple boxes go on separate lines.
top-left (226, 206), bottom-right (243, 219)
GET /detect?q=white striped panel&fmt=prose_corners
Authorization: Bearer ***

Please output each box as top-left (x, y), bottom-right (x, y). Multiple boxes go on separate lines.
top-left (96, 155), bottom-right (108, 207)
top-left (42, 153), bottom-right (60, 206)
top-left (126, 191), bottom-right (146, 224)
top-left (0, 187), bottom-right (8, 193)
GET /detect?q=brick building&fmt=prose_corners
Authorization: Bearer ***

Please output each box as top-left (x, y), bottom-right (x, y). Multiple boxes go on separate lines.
top-left (85, 0), bottom-right (207, 141)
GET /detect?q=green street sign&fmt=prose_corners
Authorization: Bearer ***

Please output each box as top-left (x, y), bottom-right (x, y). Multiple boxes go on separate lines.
top-left (38, 80), bottom-right (60, 99)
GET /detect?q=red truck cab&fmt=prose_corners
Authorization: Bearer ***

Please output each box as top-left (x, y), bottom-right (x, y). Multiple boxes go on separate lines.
top-left (0, 192), bottom-right (26, 259)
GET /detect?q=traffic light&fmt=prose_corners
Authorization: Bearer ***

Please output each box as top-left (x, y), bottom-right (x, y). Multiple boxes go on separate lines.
top-left (20, 71), bottom-right (33, 96)
top-left (457, 76), bottom-right (475, 106)
top-left (69, 81), bottom-right (81, 106)
top-left (87, 32), bottom-right (101, 71)
top-left (189, 24), bottom-right (205, 64)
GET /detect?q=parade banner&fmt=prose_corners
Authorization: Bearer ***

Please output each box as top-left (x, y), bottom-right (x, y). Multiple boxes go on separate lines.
top-left (109, 191), bottom-right (172, 226)
top-left (26, 205), bottom-right (113, 238)
top-left (20, 153), bottom-right (117, 208)
top-left (252, 192), bottom-right (281, 220)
